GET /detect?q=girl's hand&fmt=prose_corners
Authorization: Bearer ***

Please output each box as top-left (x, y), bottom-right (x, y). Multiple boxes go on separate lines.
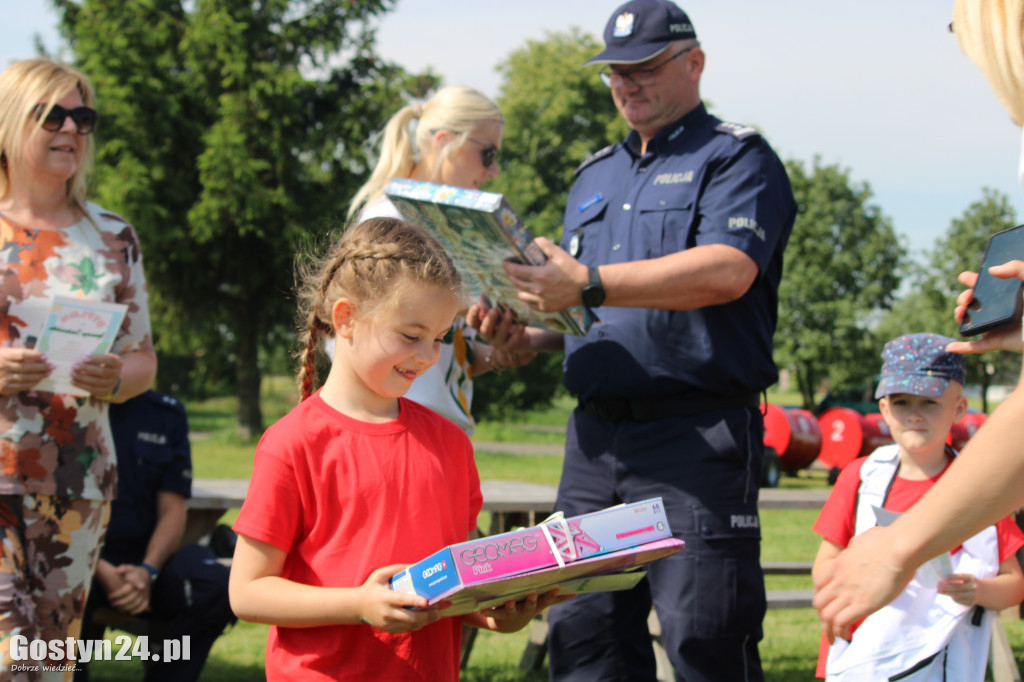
top-left (70, 352), bottom-right (123, 399)
top-left (478, 588), bottom-right (574, 633)
top-left (468, 301), bottom-right (521, 347)
top-left (938, 573), bottom-right (979, 607)
top-left (947, 264), bottom-right (1024, 355)
top-left (357, 565), bottom-right (444, 634)
top-left (0, 348), bottom-right (53, 395)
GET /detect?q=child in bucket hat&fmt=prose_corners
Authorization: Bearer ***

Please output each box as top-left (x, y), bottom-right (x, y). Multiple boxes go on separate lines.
top-left (809, 332), bottom-right (1024, 680)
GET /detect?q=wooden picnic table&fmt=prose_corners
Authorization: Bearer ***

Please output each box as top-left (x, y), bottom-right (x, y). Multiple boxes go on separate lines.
top-left (181, 477), bottom-right (250, 546)
top-left (182, 478), bottom-right (832, 545)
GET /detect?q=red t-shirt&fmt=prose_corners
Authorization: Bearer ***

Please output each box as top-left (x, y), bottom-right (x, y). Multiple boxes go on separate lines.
top-left (811, 454), bottom-right (1024, 677)
top-left (234, 395), bottom-right (483, 681)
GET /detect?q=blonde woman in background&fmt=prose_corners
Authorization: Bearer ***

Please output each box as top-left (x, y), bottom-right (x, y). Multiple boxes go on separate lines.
top-left (815, 0), bottom-right (1024, 644)
top-left (338, 85), bottom-right (533, 435)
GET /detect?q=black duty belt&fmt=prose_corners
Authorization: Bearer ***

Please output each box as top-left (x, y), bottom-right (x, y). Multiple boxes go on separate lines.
top-left (578, 392), bottom-right (760, 423)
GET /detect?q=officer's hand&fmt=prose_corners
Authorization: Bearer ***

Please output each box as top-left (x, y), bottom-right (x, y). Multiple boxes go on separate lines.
top-left (108, 564), bottom-right (153, 615)
top-left (503, 238), bottom-right (589, 313)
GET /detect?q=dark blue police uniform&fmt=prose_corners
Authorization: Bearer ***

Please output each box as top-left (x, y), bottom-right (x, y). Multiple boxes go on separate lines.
top-left (76, 390), bottom-right (235, 682)
top-left (547, 103), bottom-right (796, 682)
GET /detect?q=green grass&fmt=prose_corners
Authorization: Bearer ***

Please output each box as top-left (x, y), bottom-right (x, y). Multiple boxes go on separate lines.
top-left (108, 378), bottom-right (1020, 681)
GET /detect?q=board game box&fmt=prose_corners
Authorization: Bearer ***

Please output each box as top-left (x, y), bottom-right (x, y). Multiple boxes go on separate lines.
top-left (384, 178), bottom-right (594, 335)
top-left (393, 538), bottom-right (684, 617)
top-left (390, 498), bottom-right (673, 608)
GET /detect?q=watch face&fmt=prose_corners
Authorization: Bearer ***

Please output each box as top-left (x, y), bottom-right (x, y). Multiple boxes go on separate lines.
top-left (582, 266), bottom-right (605, 308)
top-left (582, 285), bottom-right (605, 309)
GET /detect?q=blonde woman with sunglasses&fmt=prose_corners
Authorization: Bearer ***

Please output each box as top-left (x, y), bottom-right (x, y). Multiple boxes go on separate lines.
top-left (339, 85), bottom-right (531, 435)
top-left (0, 58), bottom-right (155, 678)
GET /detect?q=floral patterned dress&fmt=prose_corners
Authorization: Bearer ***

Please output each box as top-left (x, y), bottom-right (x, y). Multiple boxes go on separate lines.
top-left (0, 202), bottom-right (153, 501)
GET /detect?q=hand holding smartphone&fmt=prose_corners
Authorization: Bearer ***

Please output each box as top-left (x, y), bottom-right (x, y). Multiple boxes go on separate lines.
top-left (958, 224), bottom-right (1024, 337)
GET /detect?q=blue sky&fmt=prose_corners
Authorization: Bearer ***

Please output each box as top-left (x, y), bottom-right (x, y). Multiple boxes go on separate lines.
top-left (5, 0), bottom-right (1021, 263)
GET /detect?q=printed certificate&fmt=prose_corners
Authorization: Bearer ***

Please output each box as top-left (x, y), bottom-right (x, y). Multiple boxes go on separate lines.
top-left (34, 296), bottom-right (128, 396)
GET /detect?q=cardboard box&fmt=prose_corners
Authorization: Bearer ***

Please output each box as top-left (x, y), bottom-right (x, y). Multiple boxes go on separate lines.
top-left (395, 538), bottom-right (684, 616)
top-left (385, 178), bottom-right (594, 335)
top-left (390, 498), bottom-right (672, 604)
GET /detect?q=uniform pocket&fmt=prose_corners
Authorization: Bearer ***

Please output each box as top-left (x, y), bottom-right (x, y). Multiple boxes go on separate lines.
top-left (636, 192), bottom-right (696, 258)
top-left (681, 505), bottom-right (765, 638)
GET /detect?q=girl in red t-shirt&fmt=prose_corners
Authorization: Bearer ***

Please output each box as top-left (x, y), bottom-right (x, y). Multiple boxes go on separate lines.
top-left (229, 218), bottom-right (568, 681)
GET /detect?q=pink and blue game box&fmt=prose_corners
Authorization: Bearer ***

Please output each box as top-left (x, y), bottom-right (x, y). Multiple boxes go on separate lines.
top-left (390, 497), bottom-right (671, 603)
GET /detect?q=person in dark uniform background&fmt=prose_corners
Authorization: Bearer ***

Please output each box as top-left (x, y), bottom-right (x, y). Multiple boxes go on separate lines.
top-left (496, 1), bottom-right (797, 679)
top-left (75, 390), bottom-right (236, 682)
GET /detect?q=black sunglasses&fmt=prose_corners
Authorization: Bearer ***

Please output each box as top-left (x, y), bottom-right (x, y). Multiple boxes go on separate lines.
top-left (34, 104), bottom-right (98, 135)
top-left (468, 137), bottom-right (500, 168)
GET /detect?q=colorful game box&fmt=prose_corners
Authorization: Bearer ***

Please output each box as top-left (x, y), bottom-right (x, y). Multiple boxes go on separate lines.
top-left (393, 538), bottom-right (684, 616)
top-left (390, 498), bottom-right (673, 604)
top-left (384, 178), bottom-right (594, 335)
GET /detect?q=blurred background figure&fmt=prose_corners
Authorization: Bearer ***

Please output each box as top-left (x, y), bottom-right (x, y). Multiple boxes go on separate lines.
top-left (75, 390), bottom-right (235, 682)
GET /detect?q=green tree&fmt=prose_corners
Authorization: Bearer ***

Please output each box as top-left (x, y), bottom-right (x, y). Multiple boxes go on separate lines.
top-left (471, 28), bottom-right (626, 422)
top-left (897, 188), bottom-right (1018, 412)
top-left (776, 158), bottom-right (905, 410)
top-left (53, 0), bottom-right (435, 436)
top-left (490, 27), bottom-right (628, 240)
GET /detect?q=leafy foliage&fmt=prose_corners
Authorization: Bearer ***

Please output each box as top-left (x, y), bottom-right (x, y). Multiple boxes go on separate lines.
top-left (490, 28), bottom-right (628, 241)
top-left (51, 0), bottom-right (435, 434)
top-left (775, 158), bottom-right (906, 410)
top-left (876, 187), bottom-right (1019, 411)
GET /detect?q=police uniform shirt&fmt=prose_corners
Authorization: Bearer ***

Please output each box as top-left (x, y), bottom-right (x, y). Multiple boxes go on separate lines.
top-left (562, 103), bottom-right (797, 402)
top-left (104, 390), bottom-right (193, 567)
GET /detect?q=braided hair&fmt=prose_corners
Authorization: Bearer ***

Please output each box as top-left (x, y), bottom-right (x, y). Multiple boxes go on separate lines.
top-left (295, 217), bottom-right (461, 400)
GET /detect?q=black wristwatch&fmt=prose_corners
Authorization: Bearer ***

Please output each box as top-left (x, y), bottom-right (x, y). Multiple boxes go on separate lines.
top-left (581, 266), bottom-right (606, 308)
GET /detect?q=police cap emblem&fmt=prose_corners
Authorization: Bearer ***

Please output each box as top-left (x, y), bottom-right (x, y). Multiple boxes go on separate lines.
top-left (612, 11), bottom-right (635, 38)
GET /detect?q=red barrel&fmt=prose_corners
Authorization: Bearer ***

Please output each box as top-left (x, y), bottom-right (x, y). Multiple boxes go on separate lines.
top-left (817, 407), bottom-right (894, 470)
top-left (946, 412), bottom-right (988, 450)
top-left (761, 404), bottom-right (822, 472)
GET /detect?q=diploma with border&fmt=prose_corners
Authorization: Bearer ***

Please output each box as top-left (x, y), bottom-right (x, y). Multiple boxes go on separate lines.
top-left (34, 296), bottom-right (128, 396)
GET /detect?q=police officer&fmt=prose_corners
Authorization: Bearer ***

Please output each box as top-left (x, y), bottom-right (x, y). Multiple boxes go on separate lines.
top-left (500, 1), bottom-right (797, 679)
top-left (75, 390), bottom-right (235, 682)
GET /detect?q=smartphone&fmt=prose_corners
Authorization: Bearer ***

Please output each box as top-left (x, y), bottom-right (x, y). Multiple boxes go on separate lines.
top-left (959, 224), bottom-right (1024, 336)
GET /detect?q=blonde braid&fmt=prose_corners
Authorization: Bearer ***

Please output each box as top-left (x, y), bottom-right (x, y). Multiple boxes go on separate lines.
top-left (297, 312), bottom-right (322, 402)
top-left (293, 217), bottom-right (461, 399)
